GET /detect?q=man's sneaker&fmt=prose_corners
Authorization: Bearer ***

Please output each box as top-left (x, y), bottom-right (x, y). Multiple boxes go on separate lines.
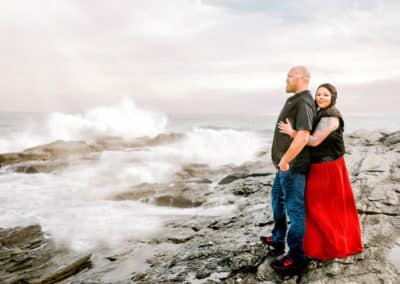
top-left (270, 255), bottom-right (307, 277)
top-left (259, 236), bottom-right (285, 256)
top-left (259, 235), bottom-right (274, 245)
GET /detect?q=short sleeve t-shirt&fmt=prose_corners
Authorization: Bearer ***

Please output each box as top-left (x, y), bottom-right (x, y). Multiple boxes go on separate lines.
top-left (271, 90), bottom-right (316, 173)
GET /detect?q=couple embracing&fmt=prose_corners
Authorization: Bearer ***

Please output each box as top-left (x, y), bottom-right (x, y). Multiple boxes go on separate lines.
top-left (261, 66), bottom-right (363, 276)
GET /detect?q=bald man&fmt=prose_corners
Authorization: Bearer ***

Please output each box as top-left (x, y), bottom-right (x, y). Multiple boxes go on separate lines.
top-left (261, 66), bottom-right (316, 276)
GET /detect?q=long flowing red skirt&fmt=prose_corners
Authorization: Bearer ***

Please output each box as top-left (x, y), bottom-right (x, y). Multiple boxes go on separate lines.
top-left (303, 156), bottom-right (363, 259)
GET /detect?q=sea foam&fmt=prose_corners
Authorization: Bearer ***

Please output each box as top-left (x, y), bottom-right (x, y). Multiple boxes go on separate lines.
top-left (0, 97), bottom-right (167, 153)
top-left (47, 97), bottom-right (167, 141)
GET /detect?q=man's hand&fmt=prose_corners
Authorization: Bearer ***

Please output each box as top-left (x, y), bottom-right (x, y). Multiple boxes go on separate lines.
top-left (279, 129), bottom-right (310, 171)
top-left (278, 160), bottom-right (290, 171)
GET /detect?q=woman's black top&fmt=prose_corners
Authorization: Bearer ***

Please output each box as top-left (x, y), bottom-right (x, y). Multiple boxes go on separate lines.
top-left (311, 107), bottom-right (345, 163)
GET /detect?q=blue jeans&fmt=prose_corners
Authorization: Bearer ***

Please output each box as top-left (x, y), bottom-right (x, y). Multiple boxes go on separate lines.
top-left (271, 170), bottom-right (306, 261)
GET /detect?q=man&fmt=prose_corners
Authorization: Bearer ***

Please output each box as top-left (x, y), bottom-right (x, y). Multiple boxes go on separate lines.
top-left (261, 66), bottom-right (316, 275)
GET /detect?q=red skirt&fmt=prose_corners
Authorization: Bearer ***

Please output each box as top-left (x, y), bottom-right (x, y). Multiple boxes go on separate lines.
top-left (303, 156), bottom-right (363, 260)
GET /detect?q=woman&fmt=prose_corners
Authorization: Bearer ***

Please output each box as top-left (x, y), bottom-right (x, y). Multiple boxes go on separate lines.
top-left (278, 83), bottom-right (363, 260)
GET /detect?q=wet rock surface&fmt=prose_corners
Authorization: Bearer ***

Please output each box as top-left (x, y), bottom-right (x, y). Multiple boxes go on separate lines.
top-left (0, 225), bottom-right (91, 284)
top-left (1, 130), bottom-right (399, 283)
top-left (0, 135), bottom-right (183, 174)
top-left (0, 140), bottom-right (98, 173)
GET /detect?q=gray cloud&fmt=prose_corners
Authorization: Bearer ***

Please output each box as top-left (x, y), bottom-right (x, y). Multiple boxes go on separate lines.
top-left (202, 0), bottom-right (291, 14)
top-left (338, 78), bottom-right (400, 114)
top-left (0, 0), bottom-right (399, 115)
top-left (201, 0), bottom-right (384, 21)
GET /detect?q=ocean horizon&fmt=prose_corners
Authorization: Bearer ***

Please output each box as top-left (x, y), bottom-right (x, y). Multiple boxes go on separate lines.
top-left (1, 102), bottom-right (399, 154)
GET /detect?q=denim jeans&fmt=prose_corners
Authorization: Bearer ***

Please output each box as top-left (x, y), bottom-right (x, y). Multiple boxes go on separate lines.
top-left (271, 170), bottom-right (306, 261)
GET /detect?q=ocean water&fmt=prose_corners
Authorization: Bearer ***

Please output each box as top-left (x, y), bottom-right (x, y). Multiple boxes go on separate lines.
top-left (0, 98), bottom-right (398, 252)
top-left (0, 99), bottom-right (268, 252)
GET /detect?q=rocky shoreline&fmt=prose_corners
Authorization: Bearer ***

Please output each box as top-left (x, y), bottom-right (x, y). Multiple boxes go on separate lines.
top-left (1, 130), bottom-right (399, 283)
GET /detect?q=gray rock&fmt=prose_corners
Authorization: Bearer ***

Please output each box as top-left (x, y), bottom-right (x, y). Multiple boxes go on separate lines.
top-left (186, 177), bottom-right (213, 184)
top-left (13, 160), bottom-right (68, 174)
top-left (368, 188), bottom-right (385, 201)
top-left (256, 258), bottom-right (274, 281)
top-left (154, 194), bottom-right (205, 208)
top-left (22, 140), bottom-right (99, 163)
top-left (208, 216), bottom-right (238, 230)
top-left (114, 182), bottom-right (208, 207)
top-left (384, 190), bottom-right (399, 206)
top-left (0, 225), bottom-right (91, 284)
top-left (325, 262), bottom-right (342, 276)
top-left (167, 232), bottom-right (195, 244)
top-left (3, 130), bottom-right (400, 284)
top-left (358, 149), bottom-right (393, 174)
top-left (196, 267), bottom-right (212, 279)
top-left (231, 179), bottom-right (264, 196)
top-left (382, 131), bottom-right (400, 146)
top-left (231, 253), bottom-right (262, 272)
top-left (219, 174), bottom-right (244, 185)
top-left (348, 130), bottom-right (385, 144)
top-left (112, 183), bottom-right (157, 201)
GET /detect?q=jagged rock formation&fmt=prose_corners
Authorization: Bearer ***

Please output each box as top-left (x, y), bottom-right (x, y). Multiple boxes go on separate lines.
top-left (1, 130), bottom-right (399, 283)
top-left (0, 225), bottom-right (91, 284)
top-left (126, 131), bottom-right (400, 283)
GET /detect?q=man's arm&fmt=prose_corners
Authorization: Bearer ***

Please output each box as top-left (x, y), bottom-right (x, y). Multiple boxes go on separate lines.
top-left (278, 130), bottom-right (310, 171)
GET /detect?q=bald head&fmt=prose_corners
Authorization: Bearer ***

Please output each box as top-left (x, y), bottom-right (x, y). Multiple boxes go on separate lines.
top-left (289, 65), bottom-right (310, 80)
top-left (286, 65), bottom-right (311, 94)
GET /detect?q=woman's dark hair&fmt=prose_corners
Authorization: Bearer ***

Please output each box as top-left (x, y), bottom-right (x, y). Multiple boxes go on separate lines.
top-left (315, 83), bottom-right (344, 130)
top-left (316, 83), bottom-right (337, 107)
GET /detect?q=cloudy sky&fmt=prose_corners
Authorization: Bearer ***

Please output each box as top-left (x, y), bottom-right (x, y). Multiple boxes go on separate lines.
top-left (1, 0), bottom-right (399, 115)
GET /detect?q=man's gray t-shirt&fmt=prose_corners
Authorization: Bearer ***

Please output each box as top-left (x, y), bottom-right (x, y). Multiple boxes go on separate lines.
top-left (271, 90), bottom-right (316, 174)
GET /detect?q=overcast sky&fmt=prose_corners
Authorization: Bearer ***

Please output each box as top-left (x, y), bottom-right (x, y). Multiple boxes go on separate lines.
top-left (1, 0), bottom-right (399, 115)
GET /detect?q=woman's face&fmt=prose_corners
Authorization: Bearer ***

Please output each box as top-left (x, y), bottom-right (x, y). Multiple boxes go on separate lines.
top-left (315, 87), bottom-right (332, 109)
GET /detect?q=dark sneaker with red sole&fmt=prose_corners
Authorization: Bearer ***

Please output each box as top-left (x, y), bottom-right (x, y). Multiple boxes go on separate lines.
top-left (271, 255), bottom-right (307, 279)
top-left (259, 235), bottom-right (274, 245)
top-left (259, 236), bottom-right (285, 256)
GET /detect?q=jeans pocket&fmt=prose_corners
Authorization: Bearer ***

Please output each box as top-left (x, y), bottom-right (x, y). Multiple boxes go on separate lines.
top-left (280, 170), bottom-right (294, 184)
